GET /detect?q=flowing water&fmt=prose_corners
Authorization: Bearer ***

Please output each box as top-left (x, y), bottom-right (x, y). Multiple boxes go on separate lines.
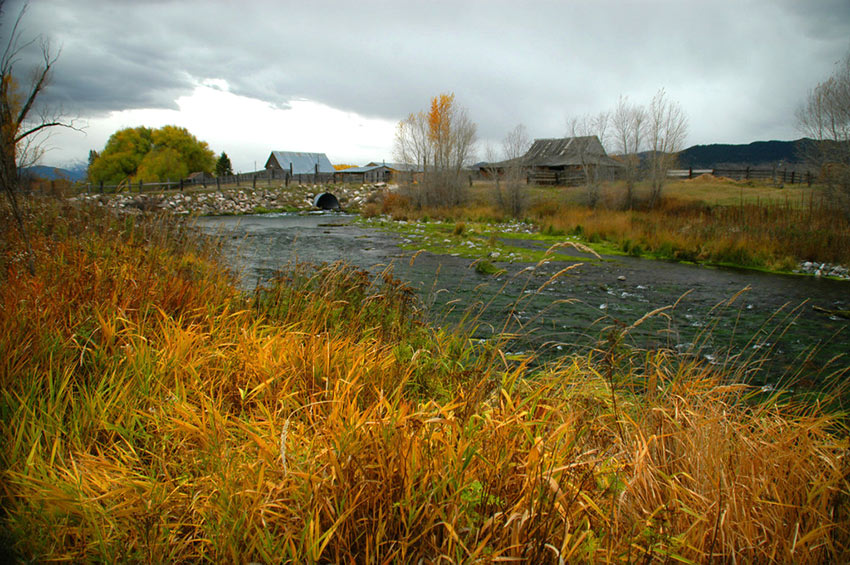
top-left (195, 213), bottom-right (849, 389)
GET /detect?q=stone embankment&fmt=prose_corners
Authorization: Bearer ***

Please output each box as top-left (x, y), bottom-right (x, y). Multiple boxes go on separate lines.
top-left (73, 184), bottom-right (387, 215)
top-left (795, 261), bottom-right (850, 280)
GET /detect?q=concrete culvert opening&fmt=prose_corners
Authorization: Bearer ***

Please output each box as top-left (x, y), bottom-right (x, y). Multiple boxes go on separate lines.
top-left (313, 192), bottom-right (340, 210)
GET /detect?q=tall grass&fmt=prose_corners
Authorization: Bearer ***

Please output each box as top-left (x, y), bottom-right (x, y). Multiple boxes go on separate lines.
top-left (1, 200), bottom-right (848, 562)
top-left (384, 179), bottom-right (850, 270)
top-left (531, 191), bottom-right (850, 270)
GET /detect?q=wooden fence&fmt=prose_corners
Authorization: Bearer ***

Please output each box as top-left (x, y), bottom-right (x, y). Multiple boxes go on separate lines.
top-left (668, 167), bottom-right (816, 185)
top-left (527, 167), bottom-right (816, 187)
top-left (526, 171), bottom-right (588, 186)
top-left (84, 168), bottom-right (335, 194)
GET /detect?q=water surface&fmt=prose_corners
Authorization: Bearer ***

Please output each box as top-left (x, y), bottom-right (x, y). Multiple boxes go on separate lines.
top-left (195, 213), bottom-right (849, 388)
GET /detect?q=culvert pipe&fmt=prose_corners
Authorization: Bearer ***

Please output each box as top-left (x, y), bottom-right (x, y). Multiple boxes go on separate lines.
top-left (313, 192), bottom-right (340, 210)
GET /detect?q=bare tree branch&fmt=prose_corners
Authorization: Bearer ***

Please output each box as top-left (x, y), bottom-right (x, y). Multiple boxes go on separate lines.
top-left (1, 0), bottom-right (75, 275)
top-left (797, 51), bottom-right (850, 216)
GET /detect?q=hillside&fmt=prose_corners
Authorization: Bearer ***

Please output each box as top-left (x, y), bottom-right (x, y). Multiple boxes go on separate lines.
top-left (677, 138), bottom-right (815, 168)
top-left (21, 164), bottom-right (87, 182)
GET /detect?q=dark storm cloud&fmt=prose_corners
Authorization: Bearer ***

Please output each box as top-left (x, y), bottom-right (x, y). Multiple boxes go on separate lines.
top-left (5, 0), bottom-right (850, 145)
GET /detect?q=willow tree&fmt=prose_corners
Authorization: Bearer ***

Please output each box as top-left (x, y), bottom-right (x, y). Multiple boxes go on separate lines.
top-left (393, 92), bottom-right (477, 207)
top-left (88, 125), bottom-right (215, 185)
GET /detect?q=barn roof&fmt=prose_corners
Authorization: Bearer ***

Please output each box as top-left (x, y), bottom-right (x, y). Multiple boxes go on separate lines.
top-left (488, 136), bottom-right (623, 169)
top-left (524, 137), bottom-right (619, 167)
top-left (266, 151), bottom-right (335, 174)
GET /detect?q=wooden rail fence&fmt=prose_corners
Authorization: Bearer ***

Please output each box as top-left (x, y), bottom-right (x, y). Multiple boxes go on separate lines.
top-left (667, 167), bottom-right (815, 185)
top-left (84, 167), bottom-right (335, 194)
top-left (527, 167), bottom-right (816, 187)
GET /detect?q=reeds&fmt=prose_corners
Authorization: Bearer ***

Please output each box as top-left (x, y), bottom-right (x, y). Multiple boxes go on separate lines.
top-left (530, 190), bottom-right (850, 270)
top-left (1, 199), bottom-right (848, 562)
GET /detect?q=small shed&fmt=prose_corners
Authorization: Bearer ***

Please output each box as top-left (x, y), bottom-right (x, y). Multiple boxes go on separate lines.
top-left (334, 164), bottom-right (392, 184)
top-left (366, 162), bottom-right (424, 184)
top-left (186, 171), bottom-right (214, 185)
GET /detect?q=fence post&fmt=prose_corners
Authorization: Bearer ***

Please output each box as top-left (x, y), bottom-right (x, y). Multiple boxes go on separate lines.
top-left (790, 171), bottom-right (795, 184)
top-left (180, 178), bottom-right (184, 192)
top-left (689, 167), bottom-right (693, 179)
top-left (99, 181), bottom-right (104, 194)
top-left (252, 174), bottom-right (256, 189)
top-left (216, 176), bottom-right (220, 190)
top-left (314, 163), bottom-right (318, 185)
top-left (745, 167), bottom-right (750, 180)
top-left (285, 172), bottom-right (290, 187)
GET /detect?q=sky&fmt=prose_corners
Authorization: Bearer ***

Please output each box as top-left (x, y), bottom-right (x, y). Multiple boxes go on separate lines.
top-left (3, 0), bottom-right (850, 172)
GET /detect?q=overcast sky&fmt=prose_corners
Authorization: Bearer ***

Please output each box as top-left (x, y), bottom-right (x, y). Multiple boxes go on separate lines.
top-left (4, 0), bottom-right (850, 171)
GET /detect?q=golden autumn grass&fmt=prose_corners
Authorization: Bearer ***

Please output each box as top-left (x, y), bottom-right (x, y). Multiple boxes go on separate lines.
top-left (1, 200), bottom-right (848, 563)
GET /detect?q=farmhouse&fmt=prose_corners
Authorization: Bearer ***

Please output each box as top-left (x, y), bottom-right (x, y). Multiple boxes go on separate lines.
top-left (265, 151), bottom-right (336, 182)
top-left (486, 136), bottom-right (623, 185)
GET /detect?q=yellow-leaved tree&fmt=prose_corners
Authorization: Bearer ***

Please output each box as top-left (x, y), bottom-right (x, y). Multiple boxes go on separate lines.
top-left (393, 92), bottom-right (477, 207)
top-left (88, 125), bottom-right (215, 185)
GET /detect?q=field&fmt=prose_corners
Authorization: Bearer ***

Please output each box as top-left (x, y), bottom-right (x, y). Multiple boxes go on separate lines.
top-left (1, 198), bottom-right (848, 562)
top-left (373, 177), bottom-right (850, 273)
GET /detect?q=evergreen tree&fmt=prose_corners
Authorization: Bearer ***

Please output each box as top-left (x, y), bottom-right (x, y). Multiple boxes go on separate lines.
top-left (215, 152), bottom-right (233, 177)
top-left (86, 149), bottom-right (99, 181)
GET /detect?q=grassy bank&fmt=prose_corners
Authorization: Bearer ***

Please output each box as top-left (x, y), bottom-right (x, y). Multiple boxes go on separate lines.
top-left (1, 200), bottom-right (848, 562)
top-left (375, 177), bottom-right (850, 273)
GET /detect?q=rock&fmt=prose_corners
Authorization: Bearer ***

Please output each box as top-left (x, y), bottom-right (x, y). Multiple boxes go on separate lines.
top-left (617, 275), bottom-right (626, 281)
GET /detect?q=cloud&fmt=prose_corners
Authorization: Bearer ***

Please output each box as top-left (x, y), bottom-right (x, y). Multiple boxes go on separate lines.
top-left (5, 0), bottom-right (850, 166)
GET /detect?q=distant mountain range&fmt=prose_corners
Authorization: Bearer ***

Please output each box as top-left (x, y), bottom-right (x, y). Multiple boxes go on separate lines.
top-left (675, 138), bottom-right (815, 169)
top-left (21, 164), bottom-right (87, 182)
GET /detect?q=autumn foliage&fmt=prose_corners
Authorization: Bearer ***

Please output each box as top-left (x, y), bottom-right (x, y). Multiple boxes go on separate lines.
top-left (394, 92), bottom-right (477, 207)
top-left (88, 125), bottom-right (216, 185)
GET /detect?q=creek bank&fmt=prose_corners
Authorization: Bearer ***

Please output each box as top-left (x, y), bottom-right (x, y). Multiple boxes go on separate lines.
top-left (72, 184), bottom-right (388, 215)
top-left (362, 216), bottom-right (850, 281)
top-left (70, 192), bottom-right (850, 281)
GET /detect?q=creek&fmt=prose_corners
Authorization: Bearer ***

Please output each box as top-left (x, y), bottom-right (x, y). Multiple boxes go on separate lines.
top-left (195, 213), bottom-right (849, 390)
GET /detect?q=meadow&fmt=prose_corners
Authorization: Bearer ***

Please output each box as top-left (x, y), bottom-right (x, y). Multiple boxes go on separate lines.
top-left (1, 197), bottom-right (848, 562)
top-left (372, 176), bottom-right (850, 273)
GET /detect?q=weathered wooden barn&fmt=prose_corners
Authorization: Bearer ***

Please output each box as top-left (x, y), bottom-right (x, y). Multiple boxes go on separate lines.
top-left (485, 136), bottom-right (623, 185)
top-left (265, 151), bottom-right (336, 183)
